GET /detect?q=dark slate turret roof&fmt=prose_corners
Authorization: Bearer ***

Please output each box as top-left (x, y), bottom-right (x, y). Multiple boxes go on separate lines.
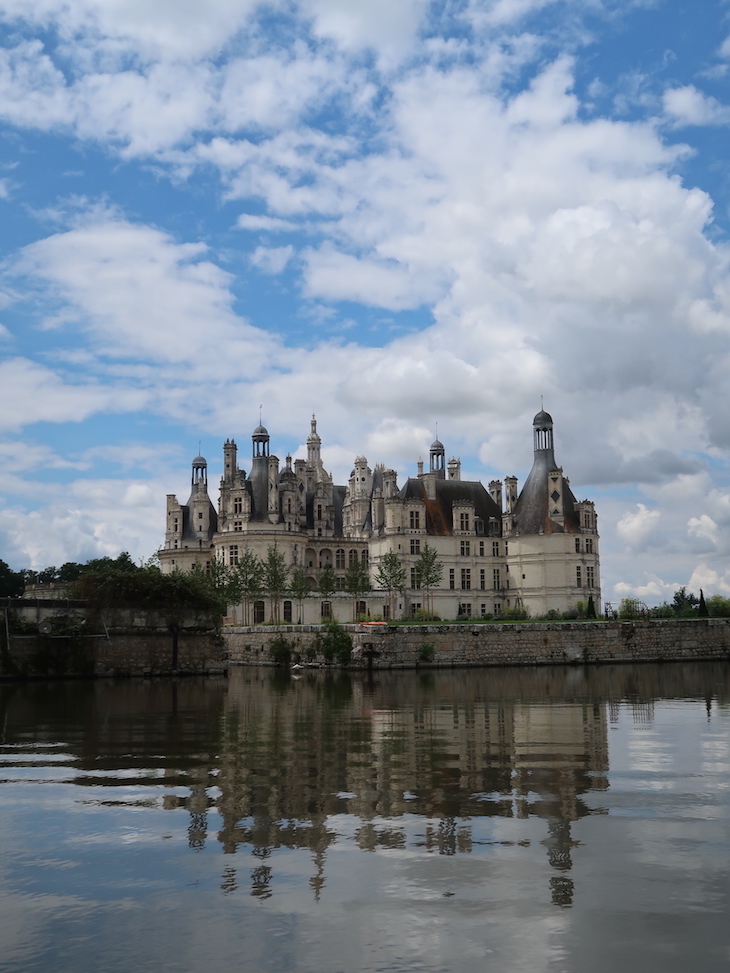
top-left (512, 451), bottom-right (580, 534)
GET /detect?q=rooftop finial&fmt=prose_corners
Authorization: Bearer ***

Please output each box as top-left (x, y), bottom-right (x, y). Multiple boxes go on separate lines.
top-left (540, 394), bottom-right (544, 410)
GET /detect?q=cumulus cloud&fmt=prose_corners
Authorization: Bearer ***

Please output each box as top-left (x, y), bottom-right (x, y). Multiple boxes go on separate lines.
top-left (663, 85), bottom-right (730, 127)
top-left (250, 244), bottom-right (295, 275)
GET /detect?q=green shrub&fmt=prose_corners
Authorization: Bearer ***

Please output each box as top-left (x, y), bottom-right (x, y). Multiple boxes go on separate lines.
top-left (319, 621), bottom-right (353, 666)
top-left (417, 642), bottom-right (435, 663)
top-left (268, 635), bottom-right (292, 666)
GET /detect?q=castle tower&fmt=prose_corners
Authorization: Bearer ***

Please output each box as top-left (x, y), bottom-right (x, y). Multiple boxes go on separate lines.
top-left (429, 437), bottom-right (445, 478)
top-left (307, 414), bottom-right (321, 467)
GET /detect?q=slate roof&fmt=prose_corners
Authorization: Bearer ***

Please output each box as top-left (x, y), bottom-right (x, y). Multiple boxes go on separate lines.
top-left (399, 477), bottom-right (502, 535)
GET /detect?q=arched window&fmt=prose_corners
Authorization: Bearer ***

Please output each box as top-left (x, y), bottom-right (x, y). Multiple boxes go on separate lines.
top-left (349, 549), bottom-right (358, 566)
top-left (335, 548), bottom-right (346, 569)
top-left (361, 549), bottom-right (369, 566)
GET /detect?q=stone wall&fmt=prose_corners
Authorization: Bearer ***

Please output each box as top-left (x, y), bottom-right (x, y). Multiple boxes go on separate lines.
top-left (1, 601), bottom-right (224, 678)
top-left (224, 618), bottom-right (730, 668)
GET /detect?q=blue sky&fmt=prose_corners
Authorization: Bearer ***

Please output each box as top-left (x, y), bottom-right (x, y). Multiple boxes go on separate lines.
top-left (1, 0), bottom-right (730, 605)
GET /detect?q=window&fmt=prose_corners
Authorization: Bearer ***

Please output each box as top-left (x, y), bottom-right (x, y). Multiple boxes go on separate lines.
top-left (449, 569), bottom-right (455, 590)
top-left (198, 512), bottom-right (203, 520)
top-left (410, 602), bottom-right (422, 616)
top-left (233, 497), bottom-right (242, 514)
top-left (229, 545), bottom-right (239, 565)
top-left (493, 569), bottom-right (500, 590)
top-left (461, 568), bottom-right (471, 590)
top-left (575, 537), bottom-right (581, 553)
top-left (349, 549), bottom-right (358, 566)
top-left (361, 550), bottom-right (369, 566)
top-left (479, 541), bottom-right (484, 556)
top-left (480, 603), bottom-right (488, 617)
top-left (253, 601), bottom-right (265, 624)
top-left (494, 604), bottom-right (501, 616)
top-left (576, 566), bottom-right (582, 587)
top-left (493, 541), bottom-right (499, 557)
top-left (335, 576), bottom-right (346, 590)
top-left (505, 542), bottom-right (509, 555)
top-left (357, 600), bottom-right (367, 618)
top-left (410, 510), bottom-right (421, 530)
top-left (587, 566), bottom-right (595, 587)
top-left (458, 603), bottom-right (472, 617)
top-left (173, 517), bottom-right (179, 532)
top-left (317, 504), bottom-right (323, 520)
top-left (234, 521), bottom-right (243, 532)
top-left (317, 528), bottom-right (322, 537)
top-left (283, 600), bottom-right (293, 623)
top-left (584, 513), bottom-right (591, 528)
top-left (335, 549), bottom-right (346, 569)
top-left (459, 512), bottom-right (470, 531)
top-left (321, 601), bottom-right (332, 620)
top-left (460, 540), bottom-right (471, 556)
top-left (287, 498), bottom-right (292, 514)
top-left (411, 567), bottom-right (421, 589)
top-left (410, 538), bottom-right (421, 555)
top-left (586, 538), bottom-right (593, 554)
top-left (480, 568), bottom-right (486, 590)
top-left (383, 604), bottom-right (390, 620)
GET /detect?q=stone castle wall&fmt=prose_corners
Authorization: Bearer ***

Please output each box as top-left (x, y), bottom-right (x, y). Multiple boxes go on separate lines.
top-left (225, 618), bottom-right (730, 668)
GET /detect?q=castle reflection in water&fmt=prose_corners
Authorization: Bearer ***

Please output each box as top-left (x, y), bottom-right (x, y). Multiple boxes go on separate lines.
top-left (168, 667), bottom-right (620, 908)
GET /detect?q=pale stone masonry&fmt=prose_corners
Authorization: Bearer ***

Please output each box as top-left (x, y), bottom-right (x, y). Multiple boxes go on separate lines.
top-left (160, 410), bottom-right (601, 622)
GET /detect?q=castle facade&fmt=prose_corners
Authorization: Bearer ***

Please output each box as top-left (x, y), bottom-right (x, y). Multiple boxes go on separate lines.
top-left (159, 410), bottom-right (601, 623)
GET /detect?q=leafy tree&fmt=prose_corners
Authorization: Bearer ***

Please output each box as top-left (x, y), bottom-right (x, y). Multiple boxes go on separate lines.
top-left (318, 620), bottom-right (353, 666)
top-left (263, 545), bottom-right (289, 624)
top-left (344, 557), bottom-right (370, 620)
top-left (317, 564), bottom-right (337, 600)
top-left (70, 565), bottom-right (226, 617)
top-left (706, 594), bottom-right (730, 618)
top-left (230, 548), bottom-right (264, 626)
top-left (0, 560), bottom-right (24, 598)
top-left (374, 551), bottom-right (406, 621)
top-left (289, 566), bottom-right (312, 624)
top-left (414, 543), bottom-right (443, 618)
top-left (672, 586), bottom-right (698, 616)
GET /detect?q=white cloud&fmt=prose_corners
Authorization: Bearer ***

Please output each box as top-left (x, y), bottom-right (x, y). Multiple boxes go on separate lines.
top-left (617, 503), bottom-right (662, 550)
top-left (250, 245), bottom-right (295, 275)
top-left (663, 85), bottom-right (730, 127)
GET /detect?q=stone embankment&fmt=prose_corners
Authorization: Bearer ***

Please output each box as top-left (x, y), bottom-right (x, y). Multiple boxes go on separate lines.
top-left (226, 618), bottom-right (730, 669)
top-left (1, 599), bottom-right (224, 678)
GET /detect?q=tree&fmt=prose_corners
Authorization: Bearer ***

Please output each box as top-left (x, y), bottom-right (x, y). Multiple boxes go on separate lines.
top-left (289, 566), bottom-right (312, 624)
top-left (672, 586), bottom-right (698, 617)
top-left (344, 557), bottom-right (370, 620)
top-left (229, 549), bottom-right (264, 626)
top-left (414, 543), bottom-right (443, 618)
top-left (374, 551), bottom-right (406, 621)
top-left (263, 545), bottom-right (289, 624)
top-left (317, 564), bottom-right (337, 599)
top-left (0, 560), bottom-right (24, 598)
top-left (697, 588), bottom-right (709, 618)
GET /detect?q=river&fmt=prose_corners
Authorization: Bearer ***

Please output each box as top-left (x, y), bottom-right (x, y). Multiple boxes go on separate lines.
top-left (0, 663), bottom-right (728, 972)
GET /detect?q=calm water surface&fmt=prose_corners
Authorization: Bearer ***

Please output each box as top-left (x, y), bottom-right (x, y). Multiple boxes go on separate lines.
top-left (1, 663), bottom-right (728, 973)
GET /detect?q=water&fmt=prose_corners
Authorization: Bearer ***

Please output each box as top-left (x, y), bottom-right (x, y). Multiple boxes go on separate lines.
top-left (0, 664), bottom-right (728, 973)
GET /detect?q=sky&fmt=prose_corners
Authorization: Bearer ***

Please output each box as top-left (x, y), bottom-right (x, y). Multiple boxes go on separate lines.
top-left (1, 0), bottom-right (730, 606)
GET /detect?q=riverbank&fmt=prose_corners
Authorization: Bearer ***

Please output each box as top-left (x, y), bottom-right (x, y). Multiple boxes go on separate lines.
top-left (3, 597), bottom-right (729, 677)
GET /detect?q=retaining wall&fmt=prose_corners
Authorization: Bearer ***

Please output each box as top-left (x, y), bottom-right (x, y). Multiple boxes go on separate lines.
top-left (224, 618), bottom-right (730, 668)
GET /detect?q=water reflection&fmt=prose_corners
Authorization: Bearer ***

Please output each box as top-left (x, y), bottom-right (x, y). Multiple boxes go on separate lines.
top-left (0, 663), bottom-right (728, 973)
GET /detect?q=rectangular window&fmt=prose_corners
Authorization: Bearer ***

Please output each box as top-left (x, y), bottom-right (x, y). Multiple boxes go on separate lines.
top-left (336, 549), bottom-right (346, 568)
top-left (505, 542), bottom-right (508, 556)
top-left (321, 601), bottom-right (332, 620)
top-left (317, 504), bottom-right (323, 520)
top-left (480, 603), bottom-right (487, 617)
top-left (586, 538), bottom-right (593, 554)
top-left (173, 517), bottom-right (179, 532)
top-left (410, 510), bottom-right (421, 530)
top-left (576, 566), bottom-right (582, 587)
top-left (460, 540), bottom-right (471, 556)
top-left (234, 521), bottom-right (243, 532)
top-left (411, 567), bottom-right (421, 589)
top-left (349, 549), bottom-right (358, 566)
top-left (492, 541), bottom-right (499, 557)
top-left (584, 513), bottom-right (591, 528)
top-left (494, 603), bottom-right (501, 616)
top-left (198, 512), bottom-right (203, 519)
top-left (410, 538), bottom-right (421, 555)
top-left (479, 541), bottom-right (484, 556)
top-left (233, 497), bottom-right (242, 514)
top-left (335, 576), bottom-right (346, 590)
top-left (587, 566), bottom-right (595, 588)
top-left (480, 569), bottom-right (486, 590)
top-left (449, 569), bottom-right (455, 590)
top-left (461, 568), bottom-right (471, 590)
top-left (459, 512), bottom-right (470, 531)
top-left (283, 601), bottom-right (293, 623)
top-left (575, 537), bottom-right (581, 553)
top-left (458, 603), bottom-right (472, 617)
top-left (493, 569), bottom-right (500, 590)
top-left (410, 602), bottom-right (422, 616)
top-left (229, 545), bottom-right (239, 565)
